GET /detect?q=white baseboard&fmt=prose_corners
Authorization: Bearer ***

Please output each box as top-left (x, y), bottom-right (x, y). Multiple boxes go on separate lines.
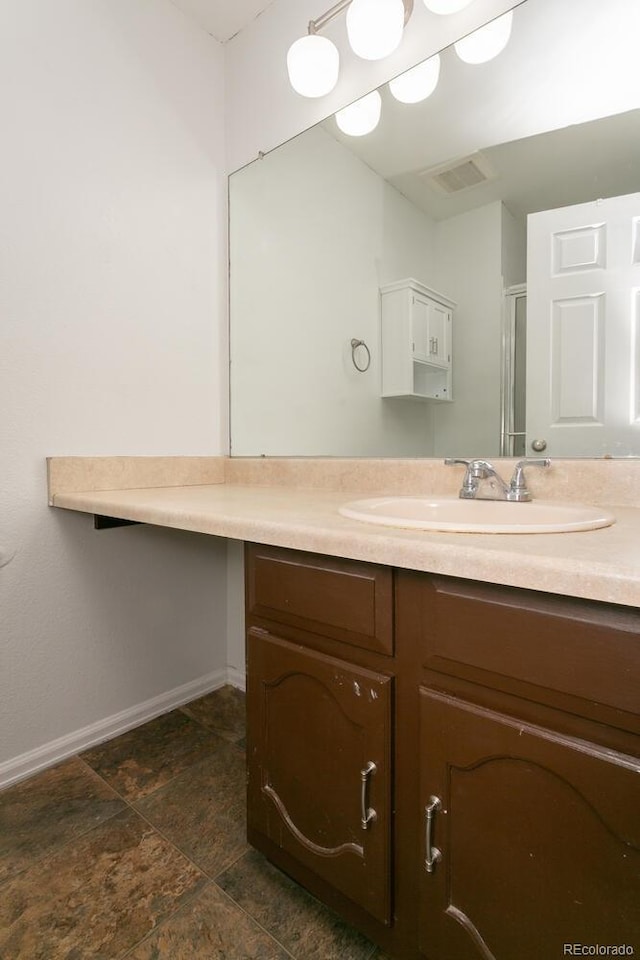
top-left (0, 668), bottom-right (231, 791)
top-left (226, 665), bottom-right (246, 691)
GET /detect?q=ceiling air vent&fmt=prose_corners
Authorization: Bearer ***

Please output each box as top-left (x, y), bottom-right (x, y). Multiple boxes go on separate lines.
top-left (419, 152), bottom-right (496, 195)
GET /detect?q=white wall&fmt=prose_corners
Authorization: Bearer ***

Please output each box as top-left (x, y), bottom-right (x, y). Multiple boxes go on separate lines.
top-left (0, 0), bottom-right (228, 785)
top-left (230, 125), bottom-right (436, 456)
top-left (501, 205), bottom-right (527, 291)
top-left (433, 202), bottom-right (505, 457)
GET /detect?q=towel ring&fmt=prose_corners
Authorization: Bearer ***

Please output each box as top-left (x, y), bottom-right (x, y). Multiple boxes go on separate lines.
top-left (351, 338), bottom-right (371, 373)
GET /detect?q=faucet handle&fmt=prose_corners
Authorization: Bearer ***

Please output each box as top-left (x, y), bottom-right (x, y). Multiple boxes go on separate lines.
top-left (444, 459), bottom-right (478, 498)
top-left (509, 458), bottom-right (551, 501)
top-left (447, 458), bottom-right (496, 479)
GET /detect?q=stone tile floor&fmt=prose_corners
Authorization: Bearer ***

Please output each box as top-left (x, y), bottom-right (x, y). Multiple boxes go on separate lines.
top-left (0, 686), bottom-right (390, 959)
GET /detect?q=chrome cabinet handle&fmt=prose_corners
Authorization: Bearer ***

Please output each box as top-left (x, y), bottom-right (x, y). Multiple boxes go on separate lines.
top-left (425, 795), bottom-right (442, 873)
top-left (360, 761), bottom-right (377, 830)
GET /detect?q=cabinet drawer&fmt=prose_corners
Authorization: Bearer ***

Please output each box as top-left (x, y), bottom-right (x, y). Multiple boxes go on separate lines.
top-left (246, 544), bottom-right (393, 656)
top-left (418, 576), bottom-right (640, 731)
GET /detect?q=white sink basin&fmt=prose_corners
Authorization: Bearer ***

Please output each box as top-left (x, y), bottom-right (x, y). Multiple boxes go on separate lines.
top-left (339, 496), bottom-right (615, 534)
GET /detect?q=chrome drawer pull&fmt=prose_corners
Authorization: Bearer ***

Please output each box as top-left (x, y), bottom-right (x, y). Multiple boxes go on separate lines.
top-left (360, 761), bottom-right (377, 830)
top-left (425, 795), bottom-right (442, 873)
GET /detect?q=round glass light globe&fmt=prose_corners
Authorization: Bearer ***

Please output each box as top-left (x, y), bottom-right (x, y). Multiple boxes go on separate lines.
top-left (335, 90), bottom-right (382, 136)
top-left (454, 10), bottom-right (513, 64)
top-left (423, 0), bottom-right (475, 13)
top-left (388, 54), bottom-right (441, 103)
top-left (286, 34), bottom-right (340, 98)
top-left (346, 0), bottom-right (405, 61)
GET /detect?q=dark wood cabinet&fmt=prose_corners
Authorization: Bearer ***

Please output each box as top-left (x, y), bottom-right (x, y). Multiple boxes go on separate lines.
top-left (246, 545), bottom-right (395, 931)
top-left (245, 545), bottom-right (640, 960)
top-left (418, 688), bottom-right (640, 960)
top-left (247, 627), bottom-right (392, 923)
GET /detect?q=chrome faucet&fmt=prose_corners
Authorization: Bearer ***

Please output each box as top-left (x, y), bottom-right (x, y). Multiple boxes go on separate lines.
top-left (445, 458), bottom-right (550, 502)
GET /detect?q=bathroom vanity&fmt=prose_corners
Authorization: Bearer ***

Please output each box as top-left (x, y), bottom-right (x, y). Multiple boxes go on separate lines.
top-left (245, 542), bottom-right (640, 960)
top-left (47, 456), bottom-right (640, 959)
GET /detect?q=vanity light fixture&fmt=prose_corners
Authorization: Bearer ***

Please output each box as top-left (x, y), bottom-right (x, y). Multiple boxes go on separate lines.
top-left (388, 53), bottom-right (441, 102)
top-left (454, 9), bottom-right (513, 63)
top-left (287, 0), bottom-right (413, 99)
top-left (346, 0), bottom-right (406, 61)
top-left (287, 0), bottom-right (513, 137)
top-left (287, 34), bottom-right (340, 98)
top-left (335, 89), bottom-right (383, 135)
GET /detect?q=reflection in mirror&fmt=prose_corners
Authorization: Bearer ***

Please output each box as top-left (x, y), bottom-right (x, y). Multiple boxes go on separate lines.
top-left (230, 0), bottom-right (640, 458)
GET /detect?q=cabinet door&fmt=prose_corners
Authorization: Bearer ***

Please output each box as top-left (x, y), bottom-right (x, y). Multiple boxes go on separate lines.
top-left (411, 294), bottom-right (432, 362)
top-left (247, 628), bottom-right (392, 924)
top-left (411, 295), bottom-right (450, 368)
top-left (418, 688), bottom-right (640, 960)
top-left (427, 302), bottom-right (451, 368)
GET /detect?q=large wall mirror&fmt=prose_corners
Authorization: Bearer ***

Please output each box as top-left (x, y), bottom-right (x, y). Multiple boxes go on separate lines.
top-left (229, 0), bottom-right (640, 458)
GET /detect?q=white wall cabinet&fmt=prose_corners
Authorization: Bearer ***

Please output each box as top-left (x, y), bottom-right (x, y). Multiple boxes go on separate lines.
top-left (381, 279), bottom-right (454, 401)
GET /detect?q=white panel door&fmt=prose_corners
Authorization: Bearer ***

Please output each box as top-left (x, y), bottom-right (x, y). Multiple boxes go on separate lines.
top-left (527, 193), bottom-right (640, 457)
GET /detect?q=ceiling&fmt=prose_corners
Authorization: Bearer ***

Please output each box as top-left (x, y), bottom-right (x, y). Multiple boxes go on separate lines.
top-left (170, 0), bottom-right (275, 42)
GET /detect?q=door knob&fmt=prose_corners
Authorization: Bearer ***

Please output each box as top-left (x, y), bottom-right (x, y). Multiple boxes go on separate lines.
top-left (531, 438), bottom-right (547, 452)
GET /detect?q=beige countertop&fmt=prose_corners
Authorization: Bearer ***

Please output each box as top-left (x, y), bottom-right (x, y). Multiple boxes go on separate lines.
top-left (50, 477), bottom-right (640, 608)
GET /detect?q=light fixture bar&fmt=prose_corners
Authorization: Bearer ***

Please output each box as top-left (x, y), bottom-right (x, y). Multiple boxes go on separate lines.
top-left (309, 0), bottom-right (351, 35)
top-left (309, 0), bottom-right (413, 35)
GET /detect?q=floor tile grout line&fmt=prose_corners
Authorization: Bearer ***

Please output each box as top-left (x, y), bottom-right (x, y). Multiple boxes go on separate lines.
top-left (0, 817), bottom-right (125, 892)
top-left (74, 753), bottom-right (137, 802)
top-left (114, 848), bottom-right (299, 960)
top-left (209, 877), bottom-right (300, 960)
top-left (111, 785), bottom-right (316, 960)
top-left (0, 777), bottom-right (130, 890)
top-left (1, 765), bottom-right (217, 959)
top-left (116, 874), bottom-right (298, 960)
top-left (211, 851), bottom-right (380, 960)
top-left (1, 761), bottom-right (231, 959)
top-left (178, 688), bottom-right (247, 737)
top-left (127, 802), bottom-right (226, 882)
top-left (127, 803), bottom-right (259, 930)
top-left (77, 735), bottom-right (244, 807)
top-left (0, 754), bottom-right (213, 893)
top-left (117, 878), bottom-right (216, 960)
top-left (178, 702), bottom-right (247, 741)
top-left (0, 710), bottom-right (249, 889)
top-left (0, 796), bottom-right (202, 897)
top-left (209, 843), bottom-right (251, 882)
top-left (106, 800), bottom-right (300, 960)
